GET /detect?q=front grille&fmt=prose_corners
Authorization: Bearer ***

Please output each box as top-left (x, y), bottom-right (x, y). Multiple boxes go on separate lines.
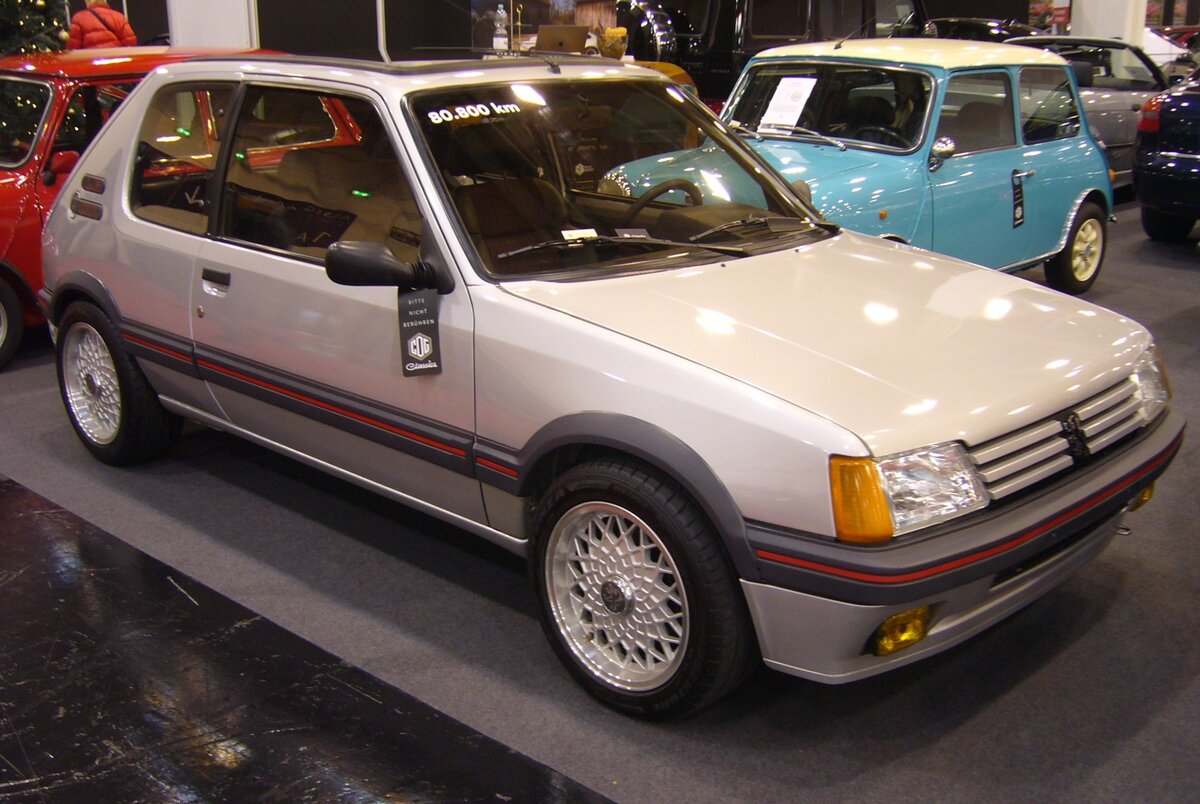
top-left (1161, 116), bottom-right (1200, 156)
top-left (967, 378), bottom-right (1144, 501)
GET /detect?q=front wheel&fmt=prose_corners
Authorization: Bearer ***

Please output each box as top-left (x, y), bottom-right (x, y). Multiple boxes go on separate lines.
top-left (0, 279), bottom-right (25, 371)
top-left (1045, 202), bottom-right (1106, 295)
top-left (57, 301), bottom-right (181, 465)
top-left (1140, 206), bottom-right (1195, 242)
top-left (532, 458), bottom-right (756, 718)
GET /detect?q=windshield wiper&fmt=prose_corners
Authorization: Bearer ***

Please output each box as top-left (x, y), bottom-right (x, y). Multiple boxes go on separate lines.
top-left (497, 234), bottom-right (749, 260)
top-left (755, 123), bottom-right (847, 151)
top-left (727, 120), bottom-right (763, 141)
top-left (688, 215), bottom-right (839, 243)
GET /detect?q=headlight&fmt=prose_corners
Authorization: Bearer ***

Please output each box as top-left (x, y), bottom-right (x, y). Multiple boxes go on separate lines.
top-left (1132, 344), bottom-right (1171, 423)
top-left (831, 443), bottom-right (988, 544)
top-left (597, 171), bottom-right (632, 197)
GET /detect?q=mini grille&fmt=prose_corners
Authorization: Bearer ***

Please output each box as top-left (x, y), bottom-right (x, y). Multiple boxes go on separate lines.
top-left (967, 378), bottom-right (1145, 501)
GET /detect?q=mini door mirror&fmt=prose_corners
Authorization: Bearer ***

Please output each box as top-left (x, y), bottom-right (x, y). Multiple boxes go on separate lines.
top-left (42, 150), bottom-right (80, 187)
top-left (930, 137), bottom-right (956, 161)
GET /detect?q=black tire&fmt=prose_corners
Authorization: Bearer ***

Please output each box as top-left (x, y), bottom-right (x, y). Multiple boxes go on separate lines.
top-left (0, 279), bottom-right (24, 371)
top-left (56, 302), bottom-right (181, 465)
top-left (532, 458), bottom-right (756, 718)
top-left (1045, 201), bottom-right (1106, 295)
top-left (1140, 206), bottom-right (1196, 242)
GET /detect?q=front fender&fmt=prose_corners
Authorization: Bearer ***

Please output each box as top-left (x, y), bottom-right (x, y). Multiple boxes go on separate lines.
top-left (476, 411), bottom-right (759, 581)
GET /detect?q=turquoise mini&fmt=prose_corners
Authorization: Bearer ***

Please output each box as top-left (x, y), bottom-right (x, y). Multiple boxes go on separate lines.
top-left (608, 38), bottom-right (1114, 294)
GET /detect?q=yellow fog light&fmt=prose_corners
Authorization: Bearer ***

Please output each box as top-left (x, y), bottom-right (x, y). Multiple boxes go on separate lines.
top-left (1128, 484), bottom-right (1154, 512)
top-left (872, 606), bottom-right (932, 656)
top-left (830, 456), bottom-right (893, 543)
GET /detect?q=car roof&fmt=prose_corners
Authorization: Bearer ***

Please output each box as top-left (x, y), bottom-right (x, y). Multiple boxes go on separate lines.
top-left (753, 38), bottom-right (1068, 70)
top-left (137, 52), bottom-right (669, 91)
top-left (0, 46), bottom-right (262, 80)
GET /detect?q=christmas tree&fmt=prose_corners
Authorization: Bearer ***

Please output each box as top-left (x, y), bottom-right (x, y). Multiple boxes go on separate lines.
top-left (1, 0), bottom-right (71, 57)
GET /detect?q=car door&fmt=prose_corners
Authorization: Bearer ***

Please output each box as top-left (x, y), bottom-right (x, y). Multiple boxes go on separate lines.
top-left (1014, 65), bottom-right (1098, 258)
top-left (929, 70), bottom-right (1031, 269)
top-left (191, 82), bottom-right (483, 521)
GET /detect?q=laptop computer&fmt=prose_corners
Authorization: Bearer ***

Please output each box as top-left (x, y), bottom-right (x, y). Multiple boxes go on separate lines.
top-left (534, 24), bottom-right (589, 53)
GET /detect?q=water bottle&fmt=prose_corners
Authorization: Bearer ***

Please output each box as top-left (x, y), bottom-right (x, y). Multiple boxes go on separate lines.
top-left (493, 4), bottom-right (509, 51)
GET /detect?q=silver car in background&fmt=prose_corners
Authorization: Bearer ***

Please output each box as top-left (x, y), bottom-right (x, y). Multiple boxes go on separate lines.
top-left (39, 55), bottom-right (1184, 718)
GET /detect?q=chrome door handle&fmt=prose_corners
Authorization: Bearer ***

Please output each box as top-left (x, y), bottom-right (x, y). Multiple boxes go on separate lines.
top-left (1012, 169), bottom-right (1037, 179)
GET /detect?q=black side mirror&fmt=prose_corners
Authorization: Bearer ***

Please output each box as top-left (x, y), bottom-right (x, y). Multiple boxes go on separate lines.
top-left (325, 241), bottom-right (437, 290)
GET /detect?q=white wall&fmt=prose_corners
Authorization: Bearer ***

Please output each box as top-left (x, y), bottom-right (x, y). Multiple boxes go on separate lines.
top-left (166, 0), bottom-right (256, 48)
top-left (1070, 0), bottom-right (1147, 45)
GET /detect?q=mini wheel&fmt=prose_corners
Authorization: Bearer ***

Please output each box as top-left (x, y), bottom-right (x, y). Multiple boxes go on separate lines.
top-left (0, 279), bottom-right (24, 370)
top-left (1045, 201), bottom-right (1105, 295)
top-left (57, 301), bottom-right (181, 465)
top-left (532, 458), bottom-right (755, 718)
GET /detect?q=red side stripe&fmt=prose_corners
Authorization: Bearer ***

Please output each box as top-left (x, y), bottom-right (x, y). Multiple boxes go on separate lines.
top-left (195, 359), bottom-right (467, 458)
top-left (122, 333), bottom-right (191, 363)
top-left (476, 456), bottom-right (519, 478)
top-left (757, 431), bottom-right (1182, 585)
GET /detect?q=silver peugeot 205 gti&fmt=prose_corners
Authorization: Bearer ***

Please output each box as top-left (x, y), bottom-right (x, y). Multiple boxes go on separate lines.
top-left (40, 54), bottom-right (1184, 718)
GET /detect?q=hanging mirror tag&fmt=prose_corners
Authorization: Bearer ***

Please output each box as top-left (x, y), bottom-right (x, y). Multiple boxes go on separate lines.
top-left (400, 289), bottom-right (442, 376)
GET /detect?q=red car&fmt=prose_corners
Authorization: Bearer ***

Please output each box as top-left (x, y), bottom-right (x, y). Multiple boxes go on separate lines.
top-left (0, 46), bottom-right (249, 369)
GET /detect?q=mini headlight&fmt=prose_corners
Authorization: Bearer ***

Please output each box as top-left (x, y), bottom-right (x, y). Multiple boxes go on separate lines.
top-left (831, 443), bottom-right (988, 542)
top-left (1132, 345), bottom-right (1171, 424)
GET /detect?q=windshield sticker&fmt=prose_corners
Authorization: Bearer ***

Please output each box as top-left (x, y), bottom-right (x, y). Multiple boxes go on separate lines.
top-left (426, 101), bottom-right (521, 125)
top-left (760, 76), bottom-right (818, 130)
top-left (561, 228), bottom-right (599, 240)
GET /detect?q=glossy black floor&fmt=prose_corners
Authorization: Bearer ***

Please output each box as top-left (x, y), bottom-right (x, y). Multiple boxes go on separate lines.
top-left (0, 477), bottom-right (607, 802)
top-left (0, 197), bottom-right (1197, 802)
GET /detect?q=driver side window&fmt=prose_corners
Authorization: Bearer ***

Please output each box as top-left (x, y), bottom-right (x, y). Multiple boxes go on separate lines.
top-left (935, 72), bottom-right (1016, 154)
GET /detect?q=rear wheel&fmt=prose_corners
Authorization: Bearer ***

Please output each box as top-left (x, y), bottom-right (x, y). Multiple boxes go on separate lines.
top-left (1140, 206), bottom-right (1196, 242)
top-left (1045, 202), bottom-right (1105, 295)
top-left (532, 458), bottom-right (756, 718)
top-left (0, 279), bottom-right (24, 371)
top-left (57, 301), bottom-right (181, 465)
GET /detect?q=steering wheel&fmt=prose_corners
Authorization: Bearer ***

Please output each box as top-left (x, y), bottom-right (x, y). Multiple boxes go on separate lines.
top-left (622, 179), bottom-right (703, 226)
top-left (854, 125), bottom-right (911, 148)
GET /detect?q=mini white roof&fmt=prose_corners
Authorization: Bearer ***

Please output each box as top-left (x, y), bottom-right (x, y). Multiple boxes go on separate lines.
top-left (753, 38), bottom-right (1068, 70)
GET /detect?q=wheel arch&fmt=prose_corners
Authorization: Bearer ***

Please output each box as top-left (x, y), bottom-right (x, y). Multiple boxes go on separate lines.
top-left (45, 270), bottom-right (121, 327)
top-left (496, 412), bottom-right (759, 581)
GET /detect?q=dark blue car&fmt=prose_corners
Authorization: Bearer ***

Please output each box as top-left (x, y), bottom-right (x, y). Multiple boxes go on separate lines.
top-left (1133, 74), bottom-right (1200, 241)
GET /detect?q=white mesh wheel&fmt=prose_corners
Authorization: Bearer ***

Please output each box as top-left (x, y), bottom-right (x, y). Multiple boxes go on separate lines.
top-left (544, 501), bottom-right (690, 691)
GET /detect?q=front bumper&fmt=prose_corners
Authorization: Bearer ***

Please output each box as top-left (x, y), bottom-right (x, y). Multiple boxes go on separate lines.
top-left (1133, 159), bottom-right (1200, 217)
top-left (741, 409), bottom-right (1184, 683)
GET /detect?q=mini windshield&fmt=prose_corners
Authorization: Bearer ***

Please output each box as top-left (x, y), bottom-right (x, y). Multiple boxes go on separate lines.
top-left (0, 78), bottom-right (52, 166)
top-left (411, 78), bottom-right (824, 278)
top-left (727, 62), bottom-right (933, 152)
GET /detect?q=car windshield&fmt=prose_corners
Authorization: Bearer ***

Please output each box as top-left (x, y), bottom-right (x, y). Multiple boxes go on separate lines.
top-left (0, 78), bottom-right (52, 166)
top-left (726, 62), bottom-right (933, 152)
top-left (1029, 42), bottom-right (1160, 90)
top-left (411, 78), bottom-right (823, 279)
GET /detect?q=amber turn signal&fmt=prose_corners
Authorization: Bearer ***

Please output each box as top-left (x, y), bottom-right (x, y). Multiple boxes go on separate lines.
top-left (872, 606), bottom-right (932, 656)
top-left (830, 456), bottom-right (893, 543)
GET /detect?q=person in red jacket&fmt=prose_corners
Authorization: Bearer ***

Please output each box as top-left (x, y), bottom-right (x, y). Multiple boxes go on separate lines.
top-left (68, 0), bottom-right (138, 49)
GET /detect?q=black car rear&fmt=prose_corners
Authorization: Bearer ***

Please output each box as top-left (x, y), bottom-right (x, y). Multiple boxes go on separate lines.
top-left (1133, 76), bottom-right (1200, 241)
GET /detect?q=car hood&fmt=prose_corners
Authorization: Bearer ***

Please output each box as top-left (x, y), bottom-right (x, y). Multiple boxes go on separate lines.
top-left (747, 138), bottom-right (888, 188)
top-left (502, 231), bottom-right (1148, 456)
